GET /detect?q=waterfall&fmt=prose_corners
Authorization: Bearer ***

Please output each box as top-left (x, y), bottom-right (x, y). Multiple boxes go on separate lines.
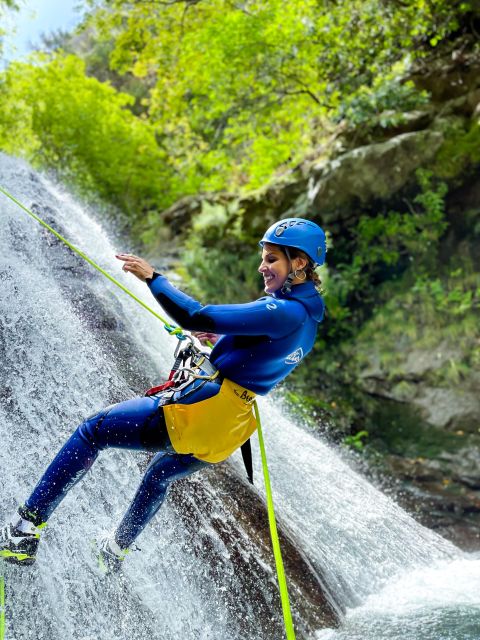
top-left (1, 153), bottom-right (478, 639)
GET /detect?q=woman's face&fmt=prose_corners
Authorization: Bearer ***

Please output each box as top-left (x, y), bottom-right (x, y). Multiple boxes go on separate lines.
top-left (258, 243), bottom-right (291, 294)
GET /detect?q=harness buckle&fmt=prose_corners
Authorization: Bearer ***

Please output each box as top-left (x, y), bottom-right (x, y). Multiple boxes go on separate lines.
top-left (145, 336), bottom-right (219, 397)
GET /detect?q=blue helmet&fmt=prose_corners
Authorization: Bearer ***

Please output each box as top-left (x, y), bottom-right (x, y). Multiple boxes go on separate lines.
top-left (259, 218), bottom-right (326, 267)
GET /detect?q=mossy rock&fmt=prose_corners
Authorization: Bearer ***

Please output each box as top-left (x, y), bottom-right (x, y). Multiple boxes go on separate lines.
top-left (307, 129), bottom-right (445, 221)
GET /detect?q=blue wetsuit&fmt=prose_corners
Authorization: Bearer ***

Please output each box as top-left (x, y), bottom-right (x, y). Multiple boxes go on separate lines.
top-left (22, 277), bottom-right (324, 548)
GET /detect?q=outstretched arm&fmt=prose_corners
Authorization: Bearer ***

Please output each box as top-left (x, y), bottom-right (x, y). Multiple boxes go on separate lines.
top-left (115, 254), bottom-right (306, 338)
top-left (148, 274), bottom-right (305, 338)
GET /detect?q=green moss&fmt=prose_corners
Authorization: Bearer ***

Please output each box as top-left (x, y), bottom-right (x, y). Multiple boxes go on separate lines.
top-left (391, 380), bottom-right (416, 401)
top-left (433, 119), bottom-right (480, 179)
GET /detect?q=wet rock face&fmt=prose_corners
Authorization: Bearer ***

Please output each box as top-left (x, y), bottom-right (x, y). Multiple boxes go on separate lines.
top-left (382, 452), bottom-right (480, 552)
top-left (28, 201), bottom-right (155, 397)
top-left (414, 388), bottom-right (480, 432)
top-left (170, 464), bottom-right (339, 638)
top-left (355, 395), bottom-right (480, 552)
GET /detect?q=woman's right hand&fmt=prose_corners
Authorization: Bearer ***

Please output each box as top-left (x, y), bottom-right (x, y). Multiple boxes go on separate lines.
top-left (115, 253), bottom-right (154, 281)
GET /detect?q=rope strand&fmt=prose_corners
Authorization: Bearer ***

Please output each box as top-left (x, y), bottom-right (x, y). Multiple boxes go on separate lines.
top-left (0, 186), bottom-right (184, 338)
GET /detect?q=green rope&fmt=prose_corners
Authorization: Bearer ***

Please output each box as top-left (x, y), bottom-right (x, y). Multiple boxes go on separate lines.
top-left (0, 575), bottom-right (5, 640)
top-left (0, 185), bottom-right (296, 639)
top-left (254, 401), bottom-right (296, 639)
top-left (0, 186), bottom-right (182, 336)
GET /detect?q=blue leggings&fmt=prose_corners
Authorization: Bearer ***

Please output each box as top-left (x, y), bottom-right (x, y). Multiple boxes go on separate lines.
top-left (22, 396), bottom-right (209, 548)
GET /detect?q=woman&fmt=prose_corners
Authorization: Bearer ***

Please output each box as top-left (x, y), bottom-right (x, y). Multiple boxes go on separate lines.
top-left (0, 217), bottom-right (326, 571)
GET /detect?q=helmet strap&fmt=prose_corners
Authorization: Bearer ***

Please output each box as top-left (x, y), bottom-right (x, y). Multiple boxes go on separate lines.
top-left (281, 273), bottom-right (294, 294)
top-left (281, 247), bottom-right (295, 294)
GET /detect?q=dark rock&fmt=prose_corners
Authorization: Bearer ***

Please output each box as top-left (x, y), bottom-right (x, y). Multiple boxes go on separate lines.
top-left (171, 463), bottom-right (340, 637)
top-left (414, 387), bottom-right (480, 432)
top-left (367, 451), bottom-right (480, 551)
top-left (410, 51), bottom-right (480, 103)
top-left (307, 130), bottom-right (445, 218)
top-left (342, 109), bottom-right (435, 148)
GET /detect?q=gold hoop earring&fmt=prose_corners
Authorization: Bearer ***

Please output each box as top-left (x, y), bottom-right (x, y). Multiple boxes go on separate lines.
top-left (294, 268), bottom-right (306, 280)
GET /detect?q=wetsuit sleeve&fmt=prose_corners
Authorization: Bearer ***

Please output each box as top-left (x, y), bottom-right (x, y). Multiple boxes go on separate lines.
top-left (147, 275), bottom-right (305, 338)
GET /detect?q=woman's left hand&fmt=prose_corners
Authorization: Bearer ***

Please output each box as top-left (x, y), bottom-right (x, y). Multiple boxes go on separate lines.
top-left (191, 331), bottom-right (221, 346)
top-left (116, 254), bottom-right (154, 281)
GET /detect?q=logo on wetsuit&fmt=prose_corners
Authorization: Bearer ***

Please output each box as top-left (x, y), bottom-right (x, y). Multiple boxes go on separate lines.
top-left (285, 348), bottom-right (304, 365)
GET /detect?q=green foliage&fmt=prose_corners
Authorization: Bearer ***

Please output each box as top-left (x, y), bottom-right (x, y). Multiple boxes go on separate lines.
top-left (433, 119), bottom-right (480, 179)
top-left (78, 0), bottom-right (474, 195)
top-left (347, 252), bottom-right (480, 396)
top-left (412, 269), bottom-right (480, 318)
top-left (343, 430), bottom-right (369, 451)
top-left (356, 170), bottom-right (448, 272)
top-left (322, 170), bottom-right (449, 340)
top-left (0, 0), bottom-right (475, 235)
top-left (0, 54), bottom-right (173, 224)
top-left (339, 76), bottom-right (429, 128)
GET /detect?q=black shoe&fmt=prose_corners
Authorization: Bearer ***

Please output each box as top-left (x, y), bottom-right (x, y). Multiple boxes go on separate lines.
top-left (0, 520), bottom-right (43, 566)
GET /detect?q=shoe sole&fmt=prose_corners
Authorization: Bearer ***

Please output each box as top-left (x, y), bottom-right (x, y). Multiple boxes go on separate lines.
top-left (0, 550), bottom-right (36, 566)
top-left (92, 539), bottom-right (123, 575)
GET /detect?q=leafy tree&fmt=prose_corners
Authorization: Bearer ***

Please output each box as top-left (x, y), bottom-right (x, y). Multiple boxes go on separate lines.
top-left (1, 0), bottom-right (477, 211)
top-left (0, 0), bottom-right (19, 58)
top-left (315, 170), bottom-right (450, 340)
top-left (0, 0), bottom-right (477, 251)
top-left (0, 54), bottom-right (172, 226)
top-left (80, 0), bottom-right (475, 191)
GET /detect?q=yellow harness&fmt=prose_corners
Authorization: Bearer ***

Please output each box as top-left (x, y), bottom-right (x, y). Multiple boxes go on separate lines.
top-left (163, 378), bottom-right (257, 463)
top-left (145, 336), bottom-right (257, 464)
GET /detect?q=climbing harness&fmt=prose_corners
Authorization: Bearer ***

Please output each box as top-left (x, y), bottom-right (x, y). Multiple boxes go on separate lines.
top-left (145, 333), bottom-right (219, 398)
top-left (144, 334), bottom-right (257, 465)
top-left (0, 185), bottom-right (296, 639)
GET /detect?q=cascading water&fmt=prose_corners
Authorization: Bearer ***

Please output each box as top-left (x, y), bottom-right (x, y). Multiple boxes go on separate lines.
top-left (249, 407), bottom-right (480, 638)
top-left (1, 153), bottom-right (479, 639)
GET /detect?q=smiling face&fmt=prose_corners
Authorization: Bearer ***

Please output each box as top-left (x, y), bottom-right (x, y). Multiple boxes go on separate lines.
top-left (258, 244), bottom-right (290, 294)
top-left (261, 244), bottom-right (311, 296)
